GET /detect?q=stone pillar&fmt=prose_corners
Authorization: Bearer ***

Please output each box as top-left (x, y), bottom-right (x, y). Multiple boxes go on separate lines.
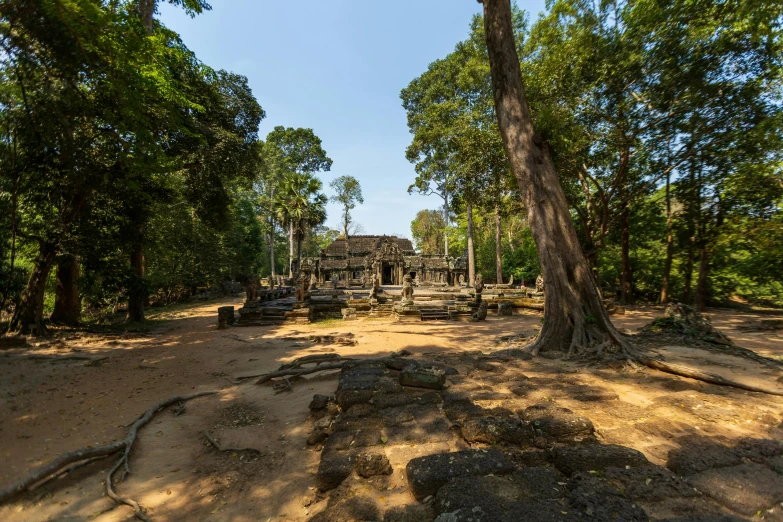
top-left (217, 306), bottom-right (235, 329)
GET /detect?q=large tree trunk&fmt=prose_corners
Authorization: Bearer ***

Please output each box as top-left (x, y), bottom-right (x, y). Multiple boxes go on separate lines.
top-left (482, 0), bottom-right (629, 356)
top-left (466, 200), bottom-right (476, 287)
top-left (50, 255), bottom-right (80, 325)
top-left (9, 241), bottom-right (58, 335)
top-left (660, 171), bottom-right (673, 304)
top-left (127, 239), bottom-right (145, 323)
top-left (620, 201), bottom-right (634, 305)
top-left (495, 204), bottom-right (503, 284)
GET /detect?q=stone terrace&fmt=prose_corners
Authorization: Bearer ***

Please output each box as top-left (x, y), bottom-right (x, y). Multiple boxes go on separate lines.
top-left (303, 353), bottom-right (783, 522)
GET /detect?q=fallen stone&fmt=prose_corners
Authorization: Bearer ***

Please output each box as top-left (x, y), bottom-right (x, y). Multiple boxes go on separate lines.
top-left (337, 389), bottom-right (374, 410)
top-left (384, 417), bottom-right (454, 444)
top-left (353, 428), bottom-right (383, 447)
top-left (460, 416), bottom-right (533, 445)
top-left (687, 463), bottom-right (783, 515)
top-left (400, 366), bottom-right (446, 390)
top-left (343, 403), bottom-right (376, 419)
top-left (433, 475), bottom-right (579, 522)
top-left (770, 455), bottom-right (783, 474)
top-left (567, 472), bottom-right (648, 521)
top-left (520, 403), bottom-right (594, 442)
top-left (356, 452), bottom-right (393, 477)
top-left (316, 450), bottom-right (355, 491)
top-left (553, 444), bottom-right (649, 476)
top-left (307, 430), bottom-right (328, 446)
top-left (405, 449), bottom-right (516, 501)
top-left (309, 394), bottom-right (333, 410)
top-left (372, 391), bottom-right (441, 410)
top-left (510, 467), bottom-right (568, 499)
top-left (603, 464), bottom-right (700, 501)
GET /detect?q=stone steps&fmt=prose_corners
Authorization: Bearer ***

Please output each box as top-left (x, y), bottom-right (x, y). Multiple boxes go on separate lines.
top-left (419, 306), bottom-right (450, 321)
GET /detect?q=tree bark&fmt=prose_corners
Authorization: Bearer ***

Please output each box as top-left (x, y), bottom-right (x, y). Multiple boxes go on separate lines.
top-left (660, 170), bottom-right (673, 304)
top-left (481, 0), bottom-right (630, 356)
top-left (127, 239), bottom-right (145, 323)
top-left (269, 216), bottom-right (276, 278)
top-left (343, 208), bottom-right (349, 240)
top-left (466, 200), bottom-right (476, 287)
top-left (695, 245), bottom-right (709, 311)
top-left (9, 241), bottom-right (58, 335)
top-left (443, 191), bottom-right (449, 257)
top-left (682, 245), bottom-right (694, 304)
top-left (50, 255), bottom-right (80, 325)
top-left (495, 204), bottom-right (503, 284)
top-left (288, 221), bottom-right (294, 279)
top-left (139, 0), bottom-right (155, 34)
top-left (620, 200), bottom-right (634, 305)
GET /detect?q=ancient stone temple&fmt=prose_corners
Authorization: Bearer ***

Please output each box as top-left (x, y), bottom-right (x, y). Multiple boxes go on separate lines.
top-left (305, 235), bottom-right (466, 286)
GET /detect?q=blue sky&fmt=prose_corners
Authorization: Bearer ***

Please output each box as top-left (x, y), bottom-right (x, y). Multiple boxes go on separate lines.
top-left (160, 0), bottom-right (547, 237)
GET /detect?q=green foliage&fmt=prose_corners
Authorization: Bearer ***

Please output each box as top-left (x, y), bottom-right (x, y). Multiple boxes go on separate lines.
top-left (410, 209), bottom-right (446, 255)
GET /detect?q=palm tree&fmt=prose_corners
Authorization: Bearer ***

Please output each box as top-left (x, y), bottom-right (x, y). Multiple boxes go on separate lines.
top-left (274, 172), bottom-right (328, 278)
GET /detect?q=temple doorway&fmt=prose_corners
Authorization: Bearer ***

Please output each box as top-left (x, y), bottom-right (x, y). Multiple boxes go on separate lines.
top-left (382, 263), bottom-right (394, 285)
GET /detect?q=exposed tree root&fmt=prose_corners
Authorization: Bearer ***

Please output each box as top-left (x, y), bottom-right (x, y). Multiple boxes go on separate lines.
top-left (254, 350), bottom-right (413, 385)
top-left (635, 355), bottom-right (783, 396)
top-left (0, 391), bottom-right (217, 519)
top-left (3, 354), bottom-right (109, 363)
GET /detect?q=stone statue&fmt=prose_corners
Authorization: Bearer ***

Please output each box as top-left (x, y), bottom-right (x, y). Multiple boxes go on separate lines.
top-left (243, 276), bottom-right (260, 307)
top-left (332, 274), bottom-right (339, 290)
top-left (472, 300), bottom-right (488, 321)
top-left (508, 274), bottom-right (514, 285)
top-left (360, 273), bottom-right (367, 289)
top-left (400, 274), bottom-right (414, 306)
top-left (309, 271), bottom-right (317, 291)
top-left (474, 273), bottom-right (484, 302)
top-left (458, 274), bottom-right (465, 287)
top-left (295, 271), bottom-right (309, 303)
top-left (535, 274), bottom-right (545, 293)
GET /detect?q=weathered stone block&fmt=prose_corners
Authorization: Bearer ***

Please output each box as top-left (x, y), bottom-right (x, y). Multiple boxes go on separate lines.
top-left (356, 452), bottom-right (393, 477)
top-left (519, 403), bottom-right (594, 442)
top-left (460, 416), bottom-right (533, 445)
top-left (316, 450), bottom-right (355, 491)
top-left (400, 367), bottom-right (446, 390)
top-left (553, 444), bottom-right (649, 476)
top-left (309, 394), bottom-right (333, 410)
top-left (405, 449), bottom-right (516, 501)
top-left (687, 463), bottom-right (783, 515)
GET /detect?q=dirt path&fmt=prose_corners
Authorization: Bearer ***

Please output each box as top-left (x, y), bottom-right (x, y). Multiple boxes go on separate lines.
top-left (0, 299), bottom-right (781, 521)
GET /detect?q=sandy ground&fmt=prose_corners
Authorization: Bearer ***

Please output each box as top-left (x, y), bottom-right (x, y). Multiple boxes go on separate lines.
top-left (0, 298), bottom-right (782, 521)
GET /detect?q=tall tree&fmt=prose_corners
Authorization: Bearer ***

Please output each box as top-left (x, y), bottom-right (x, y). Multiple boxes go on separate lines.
top-left (410, 209), bottom-right (447, 255)
top-left (275, 172), bottom-right (328, 278)
top-left (480, 0), bottom-right (629, 356)
top-left (329, 175), bottom-right (364, 239)
top-left (264, 126), bottom-right (332, 278)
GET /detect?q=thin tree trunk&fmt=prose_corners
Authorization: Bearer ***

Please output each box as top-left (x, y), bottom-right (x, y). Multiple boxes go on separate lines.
top-left (620, 201), bottom-right (634, 305)
top-left (443, 191), bottom-right (449, 257)
top-left (682, 245), bottom-right (694, 304)
top-left (296, 230), bottom-right (302, 280)
top-left (343, 208), bottom-right (349, 240)
top-left (495, 204), bottom-right (503, 284)
top-left (269, 216), bottom-right (276, 278)
top-left (139, 0), bottom-right (154, 34)
top-left (9, 241), bottom-right (58, 335)
top-left (466, 200), bottom-right (476, 287)
top-left (51, 255), bottom-right (80, 325)
top-left (695, 246), bottom-right (709, 311)
top-left (127, 238), bottom-right (145, 323)
top-left (660, 170), bottom-right (673, 304)
top-left (481, 0), bottom-right (630, 356)
top-left (4, 173), bottom-right (19, 311)
top-left (288, 221), bottom-right (294, 279)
